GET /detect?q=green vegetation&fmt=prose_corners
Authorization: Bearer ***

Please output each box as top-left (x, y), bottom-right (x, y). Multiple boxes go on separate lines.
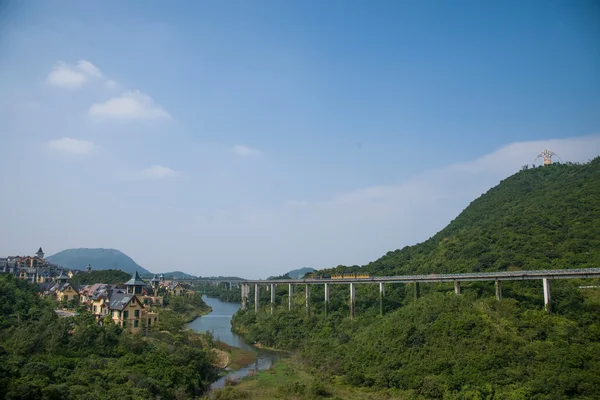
top-left (0, 274), bottom-right (217, 400)
top-left (213, 341), bottom-right (257, 370)
top-left (212, 358), bottom-right (391, 400)
top-left (157, 271), bottom-right (197, 279)
top-left (198, 284), bottom-right (242, 303)
top-left (164, 292), bottom-right (212, 322)
top-left (268, 267), bottom-right (316, 280)
top-left (47, 248), bottom-right (151, 275)
top-left (232, 159), bottom-right (600, 399)
top-left (233, 282), bottom-right (600, 399)
top-left (328, 159), bottom-right (600, 277)
top-left (69, 269), bottom-right (131, 286)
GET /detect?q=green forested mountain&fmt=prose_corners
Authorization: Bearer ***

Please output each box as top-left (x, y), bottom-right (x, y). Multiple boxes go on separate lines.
top-left (159, 271), bottom-right (197, 279)
top-left (286, 267), bottom-right (316, 279)
top-left (47, 248), bottom-right (152, 275)
top-left (231, 159), bottom-right (600, 399)
top-left (325, 158), bottom-right (600, 276)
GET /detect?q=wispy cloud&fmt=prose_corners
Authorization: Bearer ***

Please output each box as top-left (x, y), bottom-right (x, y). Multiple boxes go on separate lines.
top-left (48, 137), bottom-right (96, 155)
top-left (105, 79), bottom-right (119, 89)
top-left (46, 60), bottom-right (102, 88)
top-left (267, 135), bottom-right (600, 271)
top-left (232, 145), bottom-right (262, 156)
top-left (88, 91), bottom-right (171, 120)
top-left (140, 165), bottom-right (181, 179)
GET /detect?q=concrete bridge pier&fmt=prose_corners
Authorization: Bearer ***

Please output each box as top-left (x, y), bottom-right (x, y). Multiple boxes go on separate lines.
top-left (241, 283), bottom-right (247, 310)
top-left (255, 284), bottom-right (259, 313)
top-left (288, 283), bottom-right (294, 310)
top-left (305, 284), bottom-right (310, 315)
top-left (270, 283), bottom-right (275, 314)
top-left (349, 283), bottom-right (356, 319)
top-left (414, 282), bottom-right (421, 300)
top-left (454, 281), bottom-right (461, 295)
top-left (379, 282), bottom-right (385, 316)
top-left (324, 283), bottom-right (329, 316)
top-left (543, 278), bottom-right (551, 313)
top-left (495, 280), bottom-right (502, 301)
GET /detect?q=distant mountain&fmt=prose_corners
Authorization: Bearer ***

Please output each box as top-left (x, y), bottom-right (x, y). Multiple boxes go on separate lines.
top-left (160, 271), bottom-right (197, 279)
top-left (281, 267), bottom-right (316, 279)
top-left (47, 248), bottom-right (151, 276)
top-left (197, 275), bottom-right (245, 280)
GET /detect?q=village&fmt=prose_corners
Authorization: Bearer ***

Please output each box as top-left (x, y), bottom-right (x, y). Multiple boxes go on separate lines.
top-left (0, 247), bottom-right (190, 333)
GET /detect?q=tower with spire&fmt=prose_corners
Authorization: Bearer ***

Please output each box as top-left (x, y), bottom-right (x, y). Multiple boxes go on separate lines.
top-left (36, 247), bottom-right (44, 260)
top-left (125, 271), bottom-right (146, 295)
top-left (151, 274), bottom-right (161, 295)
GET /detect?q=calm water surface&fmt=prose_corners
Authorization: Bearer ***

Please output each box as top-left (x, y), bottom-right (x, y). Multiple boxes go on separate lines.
top-left (188, 296), bottom-right (282, 390)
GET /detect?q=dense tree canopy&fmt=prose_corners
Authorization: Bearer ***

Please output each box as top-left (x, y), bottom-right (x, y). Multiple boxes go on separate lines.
top-left (0, 274), bottom-right (217, 400)
top-left (233, 159), bottom-right (600, 399)
top-left (68, 269), bottom-right (132, 287)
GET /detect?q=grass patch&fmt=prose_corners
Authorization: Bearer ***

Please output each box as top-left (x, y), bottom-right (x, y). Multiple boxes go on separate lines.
top-left (210, 358), bottom-right (404, 400)
top-left (229, 347), bottom-right (257, 370)
top-left (214, 341), bottom-right (257, 370)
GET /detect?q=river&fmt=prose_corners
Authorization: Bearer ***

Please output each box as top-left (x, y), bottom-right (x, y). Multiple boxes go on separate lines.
top-left (188, 296), bottom-right (282, 390)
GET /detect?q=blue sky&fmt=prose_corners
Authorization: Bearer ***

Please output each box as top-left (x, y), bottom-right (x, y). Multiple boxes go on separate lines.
top-left (1, 1), bottom-right (599, 278)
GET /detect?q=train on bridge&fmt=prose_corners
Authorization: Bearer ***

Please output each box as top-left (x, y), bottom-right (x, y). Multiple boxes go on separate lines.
top-left (312, 273), bottom-right (372, 280)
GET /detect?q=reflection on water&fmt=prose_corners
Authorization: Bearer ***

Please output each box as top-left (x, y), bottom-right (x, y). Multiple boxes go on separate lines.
top-left (188, 296), bottom-right (282, 390)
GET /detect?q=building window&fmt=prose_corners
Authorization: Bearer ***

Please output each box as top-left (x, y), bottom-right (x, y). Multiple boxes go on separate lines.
top-left (93, 306), bottom-right (97, 313)
top-left (134, 320), bottom-right (139, 328)
top-left (123, 311), bottom-right (129, 319)
top-left (123, 321), bottom-right (127, 328)
top-left (148, 318), bottom-right (152, 326)
top-left (134, 310), bottom-right (139, 318)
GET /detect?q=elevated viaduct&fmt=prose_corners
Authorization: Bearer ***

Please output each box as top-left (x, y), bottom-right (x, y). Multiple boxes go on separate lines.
top-left (240, 268), bottom-right (600, 317)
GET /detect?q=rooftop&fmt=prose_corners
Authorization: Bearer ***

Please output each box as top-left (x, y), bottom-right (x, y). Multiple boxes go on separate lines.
top-left (124, 270), bottom-right (146, 286)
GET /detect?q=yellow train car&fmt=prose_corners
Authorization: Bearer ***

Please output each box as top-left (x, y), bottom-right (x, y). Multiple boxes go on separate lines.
top-left (329, 273), bottom-right (371, 280)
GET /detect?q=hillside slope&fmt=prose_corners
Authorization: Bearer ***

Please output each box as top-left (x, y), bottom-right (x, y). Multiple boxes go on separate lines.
top-left (159, 271), bottom-right (196, 279)
top-left (230, 158), bottom-right (600, 400)
top-left (325, 158), bottom-right (600, 276)
top-left (47, 248), bottom-right (151, 275)
top-left (287, 267), bottom-right (316, 279)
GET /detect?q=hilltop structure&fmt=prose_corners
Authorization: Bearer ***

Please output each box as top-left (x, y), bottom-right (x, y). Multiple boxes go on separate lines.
top-left (536, 149), bottom-right (559, 166)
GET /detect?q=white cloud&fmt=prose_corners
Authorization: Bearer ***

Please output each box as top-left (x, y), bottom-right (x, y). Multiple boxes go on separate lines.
top-left (194, 135), bottom-right (600, 277)
top-left (140, 165), bottom-right (180, 179)
top-left (89, 91), bottom-right (171, 120)
top-left (105, 79), bottom-right (119, 89)
top-left (48, 137), bottom-right (96, 155)
top-left (232, 145), bottom-right (262, 156)
top-left (46, 60), bottom-right (102, 88)
top-left (76, 60), bottom-right (102, 78)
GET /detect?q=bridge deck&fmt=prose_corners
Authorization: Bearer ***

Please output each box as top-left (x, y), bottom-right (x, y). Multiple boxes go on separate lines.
top-left (242, 268), bottom-right (600, 284)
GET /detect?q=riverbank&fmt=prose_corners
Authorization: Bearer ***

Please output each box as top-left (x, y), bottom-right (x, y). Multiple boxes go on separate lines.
top-left (165, 292), bottom-right (213, 322)
top-left (180, 305), bottom-right (212, 323)
top-left (188, 296), bottom-right (284, 391)
top-left (210, 357), bottom-right (397, 400)
top-left (214, 340), bottom-right (257, 370)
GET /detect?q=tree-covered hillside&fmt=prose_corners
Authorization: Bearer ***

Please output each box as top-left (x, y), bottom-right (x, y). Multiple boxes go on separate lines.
top-left (231, 158), bottom-right (600, 399)
top-left (323, 158), bottom-right (600, 276)
top-left (0, 274), bottom-right (217, 399)
top-left (69, 269), bottom-right (132, 287)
